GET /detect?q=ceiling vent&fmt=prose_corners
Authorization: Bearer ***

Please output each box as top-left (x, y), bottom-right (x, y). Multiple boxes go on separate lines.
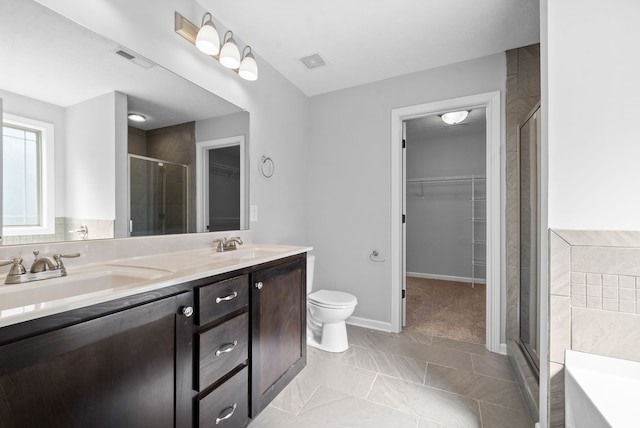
top-left (112, 46), bottom-right (156, 69)
top-left (299, 53), bottom-right (326, 70)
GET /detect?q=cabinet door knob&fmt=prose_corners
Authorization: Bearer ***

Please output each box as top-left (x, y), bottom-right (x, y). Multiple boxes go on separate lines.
top-left (215, 402), bottom-right (237, 424)
top-left (255, 281), bottom-right (263, 290)
top-left (181, 306), bottom-right (194, 317)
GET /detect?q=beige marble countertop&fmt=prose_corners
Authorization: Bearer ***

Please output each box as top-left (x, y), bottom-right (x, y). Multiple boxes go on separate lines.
top-left (0, 244), bottom-right (311, 328)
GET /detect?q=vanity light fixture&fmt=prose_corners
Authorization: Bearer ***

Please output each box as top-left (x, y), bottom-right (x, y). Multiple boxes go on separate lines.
top-left (128, 113), bottom-right (146, 122)
top-left (175, 12), bottom-right (258, 81)
top-left (219, 31), bottom-right (241, 69)
top-left (238, 46), bottom-right (258, 81)
top-left (441, 111), bottom-right (469, 125)
top-left (195, 12), bottom-right (220, 55)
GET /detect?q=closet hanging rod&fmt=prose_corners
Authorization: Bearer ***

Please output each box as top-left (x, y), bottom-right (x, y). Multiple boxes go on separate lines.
top-left (406, 175), bottom-right (486, 184)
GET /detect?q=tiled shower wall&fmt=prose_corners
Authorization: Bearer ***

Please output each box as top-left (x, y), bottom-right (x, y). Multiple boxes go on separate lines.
top-left (504, 44), bottom-right (540, 420)
top-left (549, 229), bottom-right (640, 427)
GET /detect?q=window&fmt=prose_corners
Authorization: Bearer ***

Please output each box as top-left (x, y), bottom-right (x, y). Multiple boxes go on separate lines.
top-left (2, 114), bottom-right (55, 236)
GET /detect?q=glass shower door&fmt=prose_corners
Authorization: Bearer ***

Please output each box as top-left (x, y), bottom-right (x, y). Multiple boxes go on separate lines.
top-left (129, 154), bottom-right (188, 236)
top-left (519, 105), bottom-right (541, 373)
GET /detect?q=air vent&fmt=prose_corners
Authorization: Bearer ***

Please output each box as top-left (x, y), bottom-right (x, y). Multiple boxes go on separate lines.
top-left (300, 53), bottom-right (326, 69)
top-left (112, 46), bottom-right (156, 69)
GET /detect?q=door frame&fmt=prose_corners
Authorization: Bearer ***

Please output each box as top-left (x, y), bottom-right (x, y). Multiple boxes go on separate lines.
top-left (390, 91), bottom-right (503, 353)
top-left (195, 135), bottom-right (246, 232)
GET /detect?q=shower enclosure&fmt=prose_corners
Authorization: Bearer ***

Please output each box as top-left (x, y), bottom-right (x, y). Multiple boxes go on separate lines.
top-left (128, 154), bottom-right (189, 236)
top-left (519, 105), bottom-right (541, 373)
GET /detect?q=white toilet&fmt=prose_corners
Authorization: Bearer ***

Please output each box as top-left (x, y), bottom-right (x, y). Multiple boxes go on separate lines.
top-left (306, 255), bottom-right (358, 352)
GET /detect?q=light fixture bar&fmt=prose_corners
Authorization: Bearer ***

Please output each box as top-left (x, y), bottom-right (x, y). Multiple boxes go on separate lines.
top-left (174, 12), bottom-right (199, 45)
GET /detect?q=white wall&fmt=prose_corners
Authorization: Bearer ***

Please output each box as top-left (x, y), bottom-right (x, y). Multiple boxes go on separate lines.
top-left (65, 92), bottom-right (117, 220)
top-left (308, 54), bottom-right (506, 325)
top-left (38, 0), bottom-right (311, 246)
top-left (547, 0), bottom-right (640, 230)
top-left (405, 124), bottom-right (486, 279)
top-left (0, 89), bottom-right (67, 216)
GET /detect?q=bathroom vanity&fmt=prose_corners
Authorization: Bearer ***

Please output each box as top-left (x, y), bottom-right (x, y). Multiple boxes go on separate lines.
top-left (0, 245), bottom-right (308, 427)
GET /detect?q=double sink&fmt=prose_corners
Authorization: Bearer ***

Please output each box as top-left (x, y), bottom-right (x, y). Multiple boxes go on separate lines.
top-left (0, 245), bottom-right (300, 324)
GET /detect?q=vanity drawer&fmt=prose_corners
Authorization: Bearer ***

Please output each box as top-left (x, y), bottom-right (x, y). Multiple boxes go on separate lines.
top-left (197, 312), bottom-right (249, 390)
top-left (197, 274), bottom-right (249, 325)
top-left (197, 366), bottom-right (249, 428)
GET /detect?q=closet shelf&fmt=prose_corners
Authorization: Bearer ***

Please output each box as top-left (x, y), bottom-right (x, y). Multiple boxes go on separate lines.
top-left (407, 174), bottom-right (486, 184)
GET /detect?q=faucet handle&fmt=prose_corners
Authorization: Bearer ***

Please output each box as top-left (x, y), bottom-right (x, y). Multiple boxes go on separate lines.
top-left (212, 238), bottom-right (226, 252)
top-left (53, 253), bottom-right (81, 275)
top-left (0, 258), bottom-right (27, 276)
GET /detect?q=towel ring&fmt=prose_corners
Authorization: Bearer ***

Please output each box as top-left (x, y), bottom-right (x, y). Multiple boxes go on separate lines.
top-left (259, 156), bottom-right (274, 178)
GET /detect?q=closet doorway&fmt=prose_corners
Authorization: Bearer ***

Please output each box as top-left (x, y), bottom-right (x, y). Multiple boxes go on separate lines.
top-left (403, 110), bottom-right (487, 344)
top-left (390, 91), bottom-right (502, 353)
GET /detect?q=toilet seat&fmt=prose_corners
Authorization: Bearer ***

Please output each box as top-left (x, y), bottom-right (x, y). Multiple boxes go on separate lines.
top-left (308, 290), bottom-right (357, 309)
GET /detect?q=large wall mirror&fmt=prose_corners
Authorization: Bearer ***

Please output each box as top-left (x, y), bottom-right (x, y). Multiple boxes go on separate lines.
top-left (0, 0), bottom-right (249, 246)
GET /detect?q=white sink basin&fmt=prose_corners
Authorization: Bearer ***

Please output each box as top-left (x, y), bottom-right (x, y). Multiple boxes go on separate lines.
top-left (0, 266), bottom-right (170, 312)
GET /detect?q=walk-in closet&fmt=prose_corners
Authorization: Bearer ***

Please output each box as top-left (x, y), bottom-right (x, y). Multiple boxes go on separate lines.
top-left (404, 109), bottom-right (487, 344)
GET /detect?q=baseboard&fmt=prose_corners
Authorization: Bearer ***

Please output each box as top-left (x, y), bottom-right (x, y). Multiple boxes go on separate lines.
top-left (347, 316), bottom-right (395, 333)
top-left (499, 342), bottom-right (507, 355)
top-left (406, 272), bottom-right (486, 285)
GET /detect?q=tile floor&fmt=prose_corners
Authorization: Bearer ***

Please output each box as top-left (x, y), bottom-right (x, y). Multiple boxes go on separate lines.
top-left (249, 325), bottom-right (535, 428)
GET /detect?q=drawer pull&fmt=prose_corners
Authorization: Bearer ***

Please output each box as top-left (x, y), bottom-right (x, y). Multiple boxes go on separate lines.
top-left (215, 291), bottom-right (238, 304)
top-left (181, 306), bottom-right (194, 317)
top-left (215, 340), bottom-right (238, 357)
top-left (255, 281), bottom-right (263, 290)
top-left (215, 402), bottom-right (237, 424)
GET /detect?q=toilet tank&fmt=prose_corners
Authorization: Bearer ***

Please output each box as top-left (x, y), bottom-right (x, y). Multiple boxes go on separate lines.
top-left (306, 254), bottom-right (315, 294)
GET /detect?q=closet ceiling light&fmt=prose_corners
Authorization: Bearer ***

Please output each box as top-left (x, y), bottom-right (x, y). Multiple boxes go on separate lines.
top-left (441, 111), bottom-right (469, 125)
top-left (128, 113), bottom-right (146, 122)
top-left (195, 12), bottom-right (220, 56)
top-left (175, 12), bottom-right (259, 81)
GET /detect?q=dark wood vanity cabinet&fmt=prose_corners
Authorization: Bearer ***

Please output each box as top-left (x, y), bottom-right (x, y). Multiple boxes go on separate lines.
top-left (0, 252), bottom-right (307, 428)
top-left (250, 257), bottom-right (307, 416)
top-left (0, 292), bottom-right (193, 428)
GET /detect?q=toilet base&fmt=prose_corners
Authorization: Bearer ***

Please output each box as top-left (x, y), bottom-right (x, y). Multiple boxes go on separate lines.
top-left (307, 321), bottom-right (349, 353)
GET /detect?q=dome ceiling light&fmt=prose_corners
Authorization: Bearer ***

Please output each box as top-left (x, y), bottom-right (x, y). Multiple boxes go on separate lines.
top-left (175, 11), bottom-right (258, 81)
top-left (441, 111), bottom-right (470, 125)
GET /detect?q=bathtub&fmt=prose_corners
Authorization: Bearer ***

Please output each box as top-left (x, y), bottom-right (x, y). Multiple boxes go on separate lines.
top-left (565, 350), bottom-right (640, 428)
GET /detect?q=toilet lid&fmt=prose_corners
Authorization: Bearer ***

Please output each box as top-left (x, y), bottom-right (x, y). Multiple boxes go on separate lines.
top-left (308, 290), bottom-right (357, 308)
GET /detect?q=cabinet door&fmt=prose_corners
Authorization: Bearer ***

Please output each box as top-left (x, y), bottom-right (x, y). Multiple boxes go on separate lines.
top-left (250, 257), bottom-right (306, 416)
top-left (0, 292), bottom-right (193, 428)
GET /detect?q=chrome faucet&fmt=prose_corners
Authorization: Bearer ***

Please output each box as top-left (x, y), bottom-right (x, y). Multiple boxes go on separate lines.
top-left (0, 251), bottom-right (81, 284)
top-left (212, 237), bottom-right (243, 252)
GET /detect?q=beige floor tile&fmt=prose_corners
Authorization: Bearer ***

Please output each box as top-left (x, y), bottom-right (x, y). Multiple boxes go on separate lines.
top-left (479, 401), bottom-right (534, 428)
top-left (367, 375), bottom-right (481, 427)
top-left (431, 336), bottom-right (488, 355)
top-left (424, 364), bottom-right (526, 412)
top-left (298, 385), bottom-right (418, 428)
top-left (471, 352), bottom-right (515, 381)
top-left (297, 353), bottom-right (377, 398)
top-left (270, 376), bottom-right (319, 415)
top-left (248, 406), bottom-right (324, 428)
top-left (307, 345), bottom-right (346, 362)
top-left (394, 341), bottom-right (474, 371)
top-left (341, 345), bottom-right (427, 384)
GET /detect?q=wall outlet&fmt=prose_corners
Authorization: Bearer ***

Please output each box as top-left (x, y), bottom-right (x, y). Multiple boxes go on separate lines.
top-left (250, 205), bottom-right (258, 222)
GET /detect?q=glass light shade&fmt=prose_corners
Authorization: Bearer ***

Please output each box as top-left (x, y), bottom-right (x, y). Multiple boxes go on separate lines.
top-left (238, 53), bottom-right (258, 81)
top-left (128, 113), bottom-right (146, 122)
top-left (195, 22), bottom-right (220, 56)
top-left (219, 38), bottom-right (241, 69)
top-left (441, 111), bottom-right (469, 125)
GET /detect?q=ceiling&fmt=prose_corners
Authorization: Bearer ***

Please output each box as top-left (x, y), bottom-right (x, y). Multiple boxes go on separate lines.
top-left (200, 0), bottom-right (540, 96)
top-left (0, 0), bottom-right (241, 130)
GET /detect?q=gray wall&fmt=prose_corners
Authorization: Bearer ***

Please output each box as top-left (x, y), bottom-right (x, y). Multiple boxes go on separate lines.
top-left (308, 54), bottom-right (505, 326)
top-left (405, 117), bottom-right (486, 280)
